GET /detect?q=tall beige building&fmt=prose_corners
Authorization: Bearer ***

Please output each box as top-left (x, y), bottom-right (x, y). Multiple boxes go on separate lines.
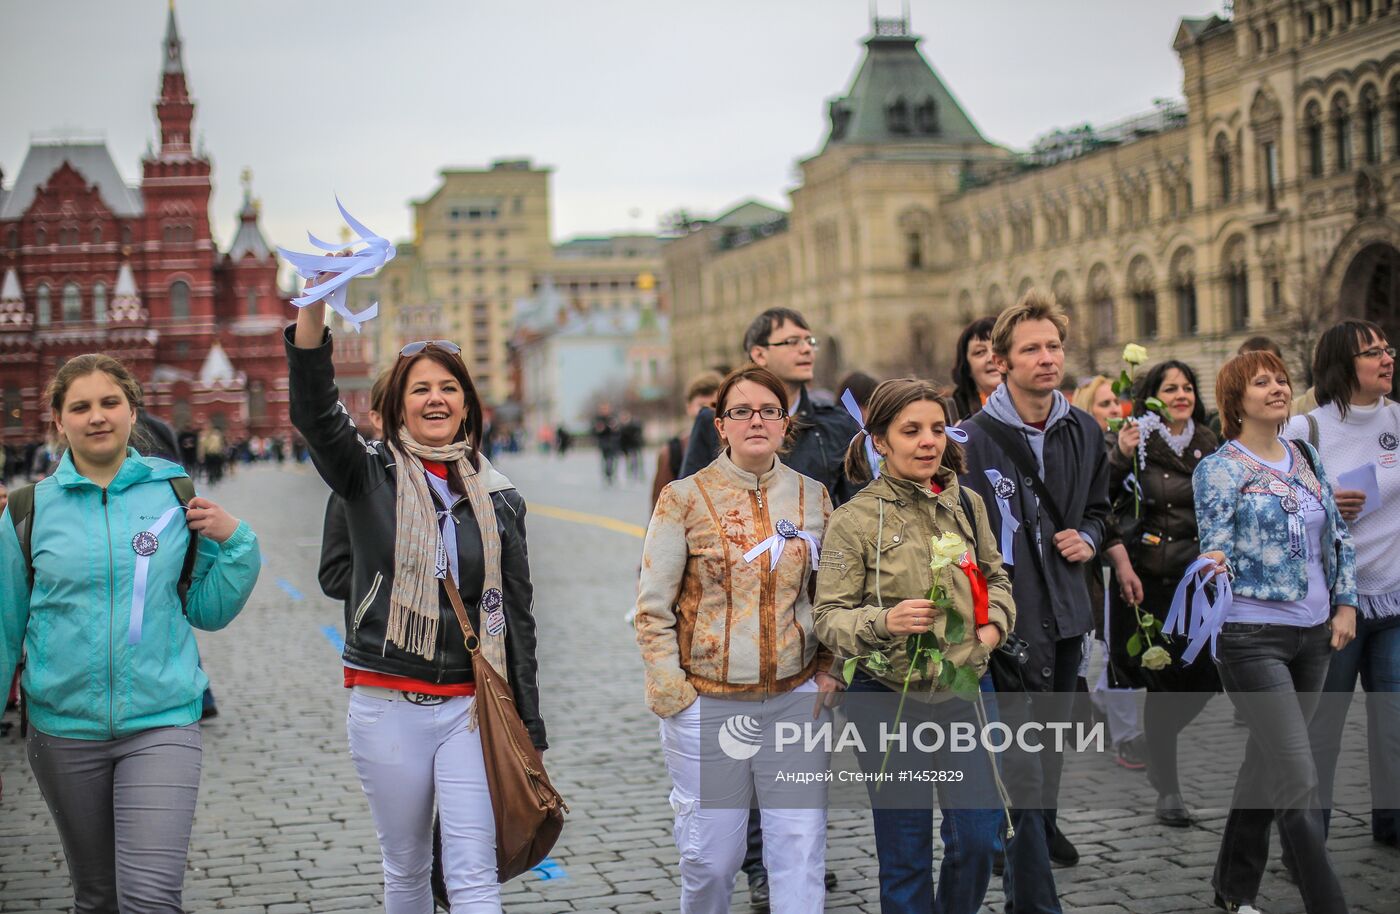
top-left (370, 159), bottom-right (552, 405)
top-left (667, 5), bottom-right (1400, 405)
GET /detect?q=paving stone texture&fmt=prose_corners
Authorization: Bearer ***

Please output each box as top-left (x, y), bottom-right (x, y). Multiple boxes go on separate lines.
top-left (1, 452), bottom-right (1395, 912)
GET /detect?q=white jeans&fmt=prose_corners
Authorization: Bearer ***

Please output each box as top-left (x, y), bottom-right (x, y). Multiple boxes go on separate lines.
top-left (347, 691), bottom-right (499, 913)
top-left (659, 678), bottom-right (828, 914)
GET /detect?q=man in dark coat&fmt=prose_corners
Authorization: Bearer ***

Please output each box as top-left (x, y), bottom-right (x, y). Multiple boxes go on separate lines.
top-left (679, 308), bottom-right (859, 506)
top-left (676, 306), bottom-right (858, 909)
top-left (959, 292), bottom-right (1110, 914)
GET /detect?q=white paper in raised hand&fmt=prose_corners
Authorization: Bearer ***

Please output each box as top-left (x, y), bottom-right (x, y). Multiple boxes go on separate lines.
top-left (277, 197), bottom-right (395, 333)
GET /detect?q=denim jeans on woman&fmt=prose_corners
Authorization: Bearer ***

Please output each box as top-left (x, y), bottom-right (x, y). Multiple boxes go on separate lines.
top-left (1309, 614), bottom-right (1400, 844)
top-left (1213, 621), bottom-right (1349, 914)
top-left (846, 672), bottom-right (1002, 914)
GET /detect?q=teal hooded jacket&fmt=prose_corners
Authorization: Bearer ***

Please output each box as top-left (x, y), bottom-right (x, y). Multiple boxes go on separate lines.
top-left (0, 449), bottom-right (260, 740)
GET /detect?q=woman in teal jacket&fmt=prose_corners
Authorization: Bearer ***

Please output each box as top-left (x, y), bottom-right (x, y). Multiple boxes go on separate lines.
top-left (0, 354), bottom-right (260, 913)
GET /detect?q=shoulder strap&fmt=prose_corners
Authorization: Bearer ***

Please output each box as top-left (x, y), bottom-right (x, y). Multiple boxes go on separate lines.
top-left (169, 477), bottom-right (200, 606)
top-left (957, 487), bottom-right (981, 553)
top-left (7, 483), bottom-right (36, 589)
top-left (974, 417), bottom-right (1070, 532)
top-left (1305, 413), bottom-right (1320, 450)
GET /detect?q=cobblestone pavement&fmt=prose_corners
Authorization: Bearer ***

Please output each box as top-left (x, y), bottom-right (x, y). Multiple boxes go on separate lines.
top-left (2, 451), bottom-right (1396, 912)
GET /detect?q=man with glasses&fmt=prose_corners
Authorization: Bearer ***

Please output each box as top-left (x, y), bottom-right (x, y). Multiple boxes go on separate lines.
top-left (680, 308), bottom-right (859, 506)
top-left (676, 307), bottom-right (859, 911)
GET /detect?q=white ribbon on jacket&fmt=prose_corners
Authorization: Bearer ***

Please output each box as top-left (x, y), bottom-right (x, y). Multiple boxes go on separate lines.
top-left (276, 198), bottom-right (395, 333)
top-left (983, 468), bottom-right (1020, 567)
top-left (744, 518), bottom-right (821, 571)
top-left (1165, 555), bottom-right (1234, 664)
top-left (127, 504), bottom-right (189, 645)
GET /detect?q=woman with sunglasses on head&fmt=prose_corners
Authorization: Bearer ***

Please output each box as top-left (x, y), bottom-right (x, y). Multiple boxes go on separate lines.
top-left (636, 365), bottom-right (837, 914)
top-left (1194, 350), bottom-right (1356, 914)
top-left (1283, 320), bottom-right (1400, 850)
top-left (287, 272), bottom-right (544, 913)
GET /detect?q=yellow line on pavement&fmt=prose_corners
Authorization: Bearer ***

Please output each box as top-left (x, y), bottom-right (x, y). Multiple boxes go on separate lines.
top-left (531, 503), bottom-right (646, 539)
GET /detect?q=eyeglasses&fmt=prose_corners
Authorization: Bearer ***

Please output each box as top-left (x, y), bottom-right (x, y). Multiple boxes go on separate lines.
top-left (759, 335), bottom-right (820, 350)
top-left (720, 406), bottom-right (789, 422)
top-left (399, 339), bottom-right (461, 357)
top-left (1356, 346), bottom-right (1396, 360)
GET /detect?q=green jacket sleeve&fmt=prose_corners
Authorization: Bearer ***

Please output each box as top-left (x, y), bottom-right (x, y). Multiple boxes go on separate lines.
top-left (183, 521), bottom-right (261, 631)
top-left (812, 507), bottom-right (892, 659)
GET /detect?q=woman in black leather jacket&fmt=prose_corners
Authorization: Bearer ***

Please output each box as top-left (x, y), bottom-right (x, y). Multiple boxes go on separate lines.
top-left (288, 276), bottom-right (544, 912)
top-left (1107, 359), bottom-right (1220, 828)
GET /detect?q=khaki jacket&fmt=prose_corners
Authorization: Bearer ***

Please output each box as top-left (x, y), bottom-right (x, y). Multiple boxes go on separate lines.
top-left (813, 467), bottom-right (1015, 692)
top-left (635, 452), bottom-right (833, 717)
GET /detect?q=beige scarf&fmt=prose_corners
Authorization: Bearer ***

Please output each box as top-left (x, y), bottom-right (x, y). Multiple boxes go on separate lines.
top-left (386, 431), bottom-right (508, 680)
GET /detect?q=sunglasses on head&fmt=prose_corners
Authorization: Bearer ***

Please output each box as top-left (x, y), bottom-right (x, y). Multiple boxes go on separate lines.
top-left (399, 339), bottom-right (461, 357)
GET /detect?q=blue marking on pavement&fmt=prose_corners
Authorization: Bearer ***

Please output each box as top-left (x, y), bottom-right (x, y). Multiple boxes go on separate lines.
top-left (277, 578), bottom-right (305, 601)
top-left (530, 857), bottom-right (568, 881)
top-left (320, 625), bottom-right (345, 652)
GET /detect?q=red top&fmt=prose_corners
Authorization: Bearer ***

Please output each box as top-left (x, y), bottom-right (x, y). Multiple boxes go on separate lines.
top-left (928, 480), bottom-right (943, 495)
top-left (1026, 418), bottom-right (1047, 431)
top-left (343, 457), bottom-right (473, 696)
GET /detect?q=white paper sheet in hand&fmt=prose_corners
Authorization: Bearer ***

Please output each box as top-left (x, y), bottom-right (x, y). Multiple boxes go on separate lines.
top-left (276, 198), bottom-right (395, 333)
top-left (1336, 462), bottom-right (1380, 520)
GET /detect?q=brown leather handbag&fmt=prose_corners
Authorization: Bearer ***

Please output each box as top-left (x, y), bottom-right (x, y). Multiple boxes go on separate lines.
top-left (444, 574), bottom-right (568, 882)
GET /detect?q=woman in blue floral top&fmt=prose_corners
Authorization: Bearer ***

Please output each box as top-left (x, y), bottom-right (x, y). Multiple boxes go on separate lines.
top-left (1193, 350), bottom-right (1356, 914)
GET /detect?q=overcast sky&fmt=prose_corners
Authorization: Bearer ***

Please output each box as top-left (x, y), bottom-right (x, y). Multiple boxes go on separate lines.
top-left (1, 0), bottom-right (1224, 252)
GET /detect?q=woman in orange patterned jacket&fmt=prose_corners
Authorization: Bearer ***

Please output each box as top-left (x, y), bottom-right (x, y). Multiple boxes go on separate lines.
top-left (635, 365), bottom-right (839, 914)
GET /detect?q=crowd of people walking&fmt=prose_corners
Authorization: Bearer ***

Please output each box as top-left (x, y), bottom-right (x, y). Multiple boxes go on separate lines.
top-left (1, 279), bottom-right (1395, 914)
top-left (640, 295), bottom-right (1395, 914)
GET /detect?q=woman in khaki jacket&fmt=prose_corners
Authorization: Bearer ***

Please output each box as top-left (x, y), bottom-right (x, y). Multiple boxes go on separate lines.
top-left (814, 378), bottom-right (1015, 914)
top-left (635, 365), bottom-right (839, 914)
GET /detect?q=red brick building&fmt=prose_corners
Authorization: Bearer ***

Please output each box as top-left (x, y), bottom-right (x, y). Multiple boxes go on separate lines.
top-left (0, 5), bottom-right (293, 448)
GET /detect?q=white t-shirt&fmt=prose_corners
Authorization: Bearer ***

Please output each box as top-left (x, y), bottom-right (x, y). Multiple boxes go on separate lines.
top-left (1284, 398), bottom-right (1400, 618)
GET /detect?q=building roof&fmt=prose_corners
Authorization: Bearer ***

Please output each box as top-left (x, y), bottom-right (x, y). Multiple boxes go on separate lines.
top-left (163, 2), bottom-right (185, 75)
top-left (0, 142), bottom-right (143, 220)
top-left (0, 267), bottom-right (22, 304)
top-left (226, 189), bottom-right (272, 261)
top-left (713, 200), bottom-right (787, 227)
top-left (824, 18), bottom-right (988, 150)
top-left (199, 341), bottom-right (237, 385)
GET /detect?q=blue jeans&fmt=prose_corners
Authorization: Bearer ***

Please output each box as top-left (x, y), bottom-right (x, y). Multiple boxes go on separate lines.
top-left (846, 673), bottom-right (1002, 914)
top-left (1310, 614), bottom-right (1400, 843)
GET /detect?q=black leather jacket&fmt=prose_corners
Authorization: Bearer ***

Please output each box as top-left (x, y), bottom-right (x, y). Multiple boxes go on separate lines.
top-left (678, 387), bottom-right (861, 507)
top-left (1108, 423), bottom-right (1218, 585)
top-left (287, 327), bottom-right (545, 750)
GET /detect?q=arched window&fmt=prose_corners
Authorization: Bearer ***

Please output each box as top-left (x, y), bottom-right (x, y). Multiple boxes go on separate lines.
top-left (1088, 264), bottom-right (1114, 346)
top-left (1333, 96), bottom-right (1353, 172)
top-left (1213, 134), bottom-right (1233, 202)
top-left (914, 97), bottom-right (938, 134)
top-left (62, 282), bottom-right (82, 322)
top-left (92, 282), bottom-right (107, 324)
top-left (36, 283), bottom-right (51, 326)
top-left (1304, 101), bottom-right (1325, 176)
top-left (1129, 258), bottom-right (1158, 340)
top-left (35, 227), bottom-right (47, 246)
top-left (886, 96), bottom-right (909, 134)
top-left (248, 380), bottom-right (267, 420)
top-left (169, 280), bottom-right (191, 319)
top-left (1171, 248), bottom-right (1198, 336)
top-left (1224, 238), bottom-right (1250, 331)
top-left (246, 288), bottom-right (258, 316)
top-left (5, 227), bottom-right (16, 250)
top-left (91, 224), bottom-right (103, 245)
top-left (1362, 87), bottom-right (1382, 164)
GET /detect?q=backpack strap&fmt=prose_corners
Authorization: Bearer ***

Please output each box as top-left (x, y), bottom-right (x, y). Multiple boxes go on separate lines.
top-left (957, 486), bottom-right (981, 555)
top-left (169, 476), bottom-right (199, 607)
top-left (6, 483), bottom-right (36, 590)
